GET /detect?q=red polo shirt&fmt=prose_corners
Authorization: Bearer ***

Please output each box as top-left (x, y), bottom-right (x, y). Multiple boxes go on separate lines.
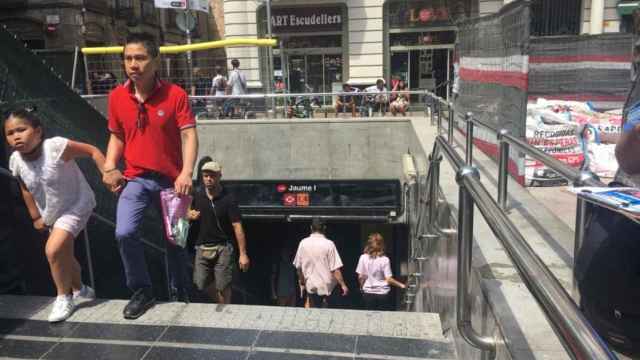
top-left (108, 80), bottom-right (196, 181)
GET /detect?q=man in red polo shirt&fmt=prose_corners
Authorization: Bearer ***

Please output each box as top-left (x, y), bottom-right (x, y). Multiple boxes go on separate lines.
top-left (102, 33), bottom-right (198, 320)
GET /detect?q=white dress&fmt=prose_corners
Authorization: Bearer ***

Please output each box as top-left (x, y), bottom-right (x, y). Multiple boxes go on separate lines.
top-left (10, 137), bottom-right (96, 235)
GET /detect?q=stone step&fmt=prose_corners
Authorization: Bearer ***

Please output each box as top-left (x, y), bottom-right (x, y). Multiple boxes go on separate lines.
top-left (0, 295), bottom-right (457, 360)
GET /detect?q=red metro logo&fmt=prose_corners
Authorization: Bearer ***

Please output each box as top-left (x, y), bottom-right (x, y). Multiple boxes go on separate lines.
top-left (283, 193), bottom-right (296, 206)
top-left (276, 184), bottom-right (288, 193)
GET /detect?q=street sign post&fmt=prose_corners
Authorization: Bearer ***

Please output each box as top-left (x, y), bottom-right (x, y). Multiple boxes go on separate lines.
top-left (155, 0), bottom-right (208, 92)
top-left (154, 0), bottom-right (208, 13)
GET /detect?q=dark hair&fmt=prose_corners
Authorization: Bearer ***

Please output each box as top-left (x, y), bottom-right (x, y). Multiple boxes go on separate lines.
top-left (124, 33), bottom-right (159, 58)
top-left (310, 217), bottom-right (326, 233)
top-left (215, 65), bottom-right (223, 75)
top-left (376, 79), bottom-right (385, 86)
top-left (4, 107), bottom-right (45, 140)
top-left (231, 59), bottom-right (240, 68)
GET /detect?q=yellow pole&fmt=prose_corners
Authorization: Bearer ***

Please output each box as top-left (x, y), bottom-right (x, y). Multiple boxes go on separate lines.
top-left (81, 38), bottom-right (277, 55)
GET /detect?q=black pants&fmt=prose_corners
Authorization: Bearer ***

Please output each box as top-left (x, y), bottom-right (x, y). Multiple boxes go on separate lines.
top-left (363, 292), bottom-right (391, 311)
top-left (308, 287), bottom-right (339, 308)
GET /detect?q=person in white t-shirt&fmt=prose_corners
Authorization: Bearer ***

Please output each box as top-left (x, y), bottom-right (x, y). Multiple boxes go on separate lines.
top-left (293, 218), bottom-right (349, 308)
top-left (225, 59), bottom-right (247, 117)
top-left (5, 108), bottom-right (104, 322)
top-left (356, 233), bottom-right (405, 311)
top-left (364, 79), bottom-right (388, 116)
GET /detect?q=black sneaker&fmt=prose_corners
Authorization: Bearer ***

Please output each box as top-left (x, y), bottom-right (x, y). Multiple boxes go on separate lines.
top-left (123, 288), bottom-right (155, 320)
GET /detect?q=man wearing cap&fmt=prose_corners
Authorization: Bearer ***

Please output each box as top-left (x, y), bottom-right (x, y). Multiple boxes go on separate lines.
top-left (187, 161), bottom-right (250, 304)
top-left (293, 218), bottom-right (348, 308)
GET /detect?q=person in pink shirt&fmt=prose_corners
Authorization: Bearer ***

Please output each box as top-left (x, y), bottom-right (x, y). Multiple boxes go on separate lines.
top-left (356, 233), bottom-right (405, 311)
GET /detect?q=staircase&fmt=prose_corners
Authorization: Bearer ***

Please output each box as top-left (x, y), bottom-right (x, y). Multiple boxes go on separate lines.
top-left (0, 295), bottom-right (457, 360)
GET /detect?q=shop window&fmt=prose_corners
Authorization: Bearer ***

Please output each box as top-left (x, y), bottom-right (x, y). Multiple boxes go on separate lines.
top-left (84, 0), bottom-right (110, 14)
top-left (115, 0), bottom-right (134, 17)
top-left (390, 31), bottom-right (455, 47)
top-left (23, 39), bottom-right (45, 50)
top-left (140, 0), bottom-right (157, 24)
top-left (530, 0), bottom-right (581, 36)
top-left (282, 35), bottom-right (341, 49)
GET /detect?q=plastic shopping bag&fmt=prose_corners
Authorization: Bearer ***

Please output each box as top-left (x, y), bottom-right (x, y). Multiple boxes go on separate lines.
top-left (159, 189), bottom-right (192, 248)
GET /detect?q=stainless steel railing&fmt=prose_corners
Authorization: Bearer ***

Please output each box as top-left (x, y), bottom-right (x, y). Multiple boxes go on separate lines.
top-left (425, 135), bottom-right (617, 359)
top-left (419, 91), bottom-right (617, 359)
top-left (425, 94), bottom-right (604, 307)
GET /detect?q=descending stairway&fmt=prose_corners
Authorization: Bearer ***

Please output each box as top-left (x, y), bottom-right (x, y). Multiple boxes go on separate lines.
top-left (0, 295), bottom-right (456, 360)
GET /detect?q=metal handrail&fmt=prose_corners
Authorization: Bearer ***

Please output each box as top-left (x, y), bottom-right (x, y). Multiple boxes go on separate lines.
top-left (425, 94), bottom-right (604, 210)
top-left (429, 135), bottom-right (617, 359)
top-left (83, 89), bottom-right (442, 101)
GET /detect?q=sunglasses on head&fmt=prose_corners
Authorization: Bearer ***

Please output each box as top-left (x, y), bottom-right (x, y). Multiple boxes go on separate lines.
top-left (137, 103), bottom-right (147, 129)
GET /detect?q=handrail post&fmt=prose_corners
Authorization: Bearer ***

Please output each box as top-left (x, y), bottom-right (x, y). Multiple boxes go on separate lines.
top-left (82, 229), bottom-right (96, 290)
top-left (428, 153), bottom-right (443, 232)
top-left (573, 197), bottom-right (588, 301)
top-left (448, 104), bottom-right (455, 145)
top-left (497, 129), bottom-right (510, 210)
top-left (435, 101), bottom-right (442, 134)
top-left (456, 166), bottom-right (496, 354)
top-left (429, 96), bottom-right (435, 126)
top-left (465, 112), bottom-right (474, 165)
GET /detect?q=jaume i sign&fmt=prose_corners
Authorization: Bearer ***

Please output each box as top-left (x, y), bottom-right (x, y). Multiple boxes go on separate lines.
top-left (270, 7), bottom-right (343, 33)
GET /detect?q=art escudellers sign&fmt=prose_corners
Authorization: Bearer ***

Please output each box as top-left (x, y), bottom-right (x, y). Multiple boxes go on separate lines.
top-left (270, 7), bottom-right (343, 33)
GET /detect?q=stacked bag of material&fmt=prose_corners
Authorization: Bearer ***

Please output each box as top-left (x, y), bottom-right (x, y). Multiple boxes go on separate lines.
top-left (525, 98), bottom-right (622, 186)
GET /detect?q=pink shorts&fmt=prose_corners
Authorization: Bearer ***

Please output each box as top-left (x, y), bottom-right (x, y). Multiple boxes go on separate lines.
top-left (52, 212), bottom-right (91, 238)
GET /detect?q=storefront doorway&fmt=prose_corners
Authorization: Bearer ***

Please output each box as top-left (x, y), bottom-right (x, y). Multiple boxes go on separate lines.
top-left (260, 5), bottom-right (346, 106)
top-left (385, 0), bottom-right (471, 103)
top-left (390, 48), bottom-right (452, 101)
top-left (274, 51), bottom-right (343, 105)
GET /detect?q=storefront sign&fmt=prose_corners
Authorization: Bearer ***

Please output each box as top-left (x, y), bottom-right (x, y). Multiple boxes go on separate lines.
top-left (271, 7), bottom-right (343, 33)
top-left (388, 0), bottom-right (469, 28)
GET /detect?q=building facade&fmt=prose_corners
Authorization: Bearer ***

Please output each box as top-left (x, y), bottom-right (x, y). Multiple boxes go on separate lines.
top-left (223, 0), bottom-right (630, 94)
top-left (0, 0), bottom-right (217, 91)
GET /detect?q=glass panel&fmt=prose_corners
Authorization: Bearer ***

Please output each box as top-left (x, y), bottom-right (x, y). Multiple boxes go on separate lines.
top-left (324, 55), bottom-right (342, 106)
top-left (307, 55), bottom-right (323, 93)
top-left (288, 55), bottom-right (306, 93)
top-left (390, 31), bottom-right (456, 46)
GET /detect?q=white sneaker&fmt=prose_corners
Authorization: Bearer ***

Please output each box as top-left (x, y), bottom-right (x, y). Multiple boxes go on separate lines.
top-left (48, 295), bottom-right (75, 323)
top-left (73, 285), bottom-right (96, 301)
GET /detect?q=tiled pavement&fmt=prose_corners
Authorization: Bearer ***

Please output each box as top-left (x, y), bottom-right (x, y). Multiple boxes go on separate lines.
top-left (0, 295), bottom-right (456, 360)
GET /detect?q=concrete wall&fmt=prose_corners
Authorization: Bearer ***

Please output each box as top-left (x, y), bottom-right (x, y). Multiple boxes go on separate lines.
top-left (196, 117), bottom-right (417, 180)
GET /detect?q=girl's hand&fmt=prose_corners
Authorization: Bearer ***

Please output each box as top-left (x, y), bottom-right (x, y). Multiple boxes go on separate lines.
top-left (103, 169), bottom-right (125, 193)
top-left (33, 218), bottom-right (48, 233)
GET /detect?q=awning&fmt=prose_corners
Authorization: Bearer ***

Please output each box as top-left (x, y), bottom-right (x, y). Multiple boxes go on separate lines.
top-left (618, 1), bottom-right (640, 16)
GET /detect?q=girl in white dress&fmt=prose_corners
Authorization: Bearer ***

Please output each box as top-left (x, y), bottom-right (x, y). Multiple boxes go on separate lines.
top-left (4, 108), bottom-right (106, 322)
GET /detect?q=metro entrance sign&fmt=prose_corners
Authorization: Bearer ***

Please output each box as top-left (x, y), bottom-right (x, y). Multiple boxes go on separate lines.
top-left (154, 0), bottom-right (209, 13)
